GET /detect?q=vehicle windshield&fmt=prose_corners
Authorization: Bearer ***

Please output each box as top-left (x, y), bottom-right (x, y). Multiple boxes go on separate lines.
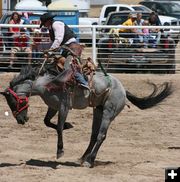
top-left (163, 3), bottom-right (180, 14)
top-left (131, 6), bottom-right (151, 12)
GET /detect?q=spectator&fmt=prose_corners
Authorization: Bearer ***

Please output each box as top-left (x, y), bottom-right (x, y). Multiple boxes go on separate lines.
top-left (148, 11), bottom-right (162, 45)
top-left (21, 12), bottom-right (30, 25)
top-left (9, 12), bottom-right (23, 35)
top-left (9, 28), bottom-right (32, 68)
top-left (39, 27), bottom-right (51, 51)
top-left (142, 20), bottom-right (155, 48)
top-left (7, 12), bottom-right (24, 49)
top-left (134, 12), bottom-right (144, 44)
top-left (118, 13), bottom-right (142, 44)
top-left (32, 29), bottom-right (42, 59)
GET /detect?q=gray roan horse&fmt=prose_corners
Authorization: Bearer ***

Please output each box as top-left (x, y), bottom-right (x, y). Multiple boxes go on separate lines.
top-left (0, 64), bottom-right (172, 168)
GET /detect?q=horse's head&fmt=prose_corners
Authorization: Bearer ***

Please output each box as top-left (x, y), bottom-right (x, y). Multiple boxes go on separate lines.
top-left (0, 80), bottom-right (32, 124)
top-left (0, 65), bottom-right (37, 124)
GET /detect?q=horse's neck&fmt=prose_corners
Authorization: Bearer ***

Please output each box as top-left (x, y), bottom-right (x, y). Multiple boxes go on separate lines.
top-left (31, 74), bottom-right (55, 96)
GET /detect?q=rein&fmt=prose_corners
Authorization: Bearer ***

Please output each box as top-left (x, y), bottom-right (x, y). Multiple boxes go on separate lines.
top-left (8, 88), bottom-right (29, 117)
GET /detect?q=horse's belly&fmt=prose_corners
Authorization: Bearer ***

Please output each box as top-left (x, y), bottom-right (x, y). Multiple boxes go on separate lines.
top-left (71, 87), bottom-right (89, 109)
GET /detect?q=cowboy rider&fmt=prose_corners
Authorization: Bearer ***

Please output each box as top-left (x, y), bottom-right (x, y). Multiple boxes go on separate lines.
top-left (39, 12), bottom-right (89, 89)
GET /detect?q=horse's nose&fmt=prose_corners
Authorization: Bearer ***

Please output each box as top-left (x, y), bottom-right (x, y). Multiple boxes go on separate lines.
top-left (17, 117), bottom-right (26, 125)
top-left (17, 120), bottom-right (25, 125)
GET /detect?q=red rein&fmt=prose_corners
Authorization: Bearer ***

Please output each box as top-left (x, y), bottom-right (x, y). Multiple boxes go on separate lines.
top-left (8, 88), bottom-right (29, 117)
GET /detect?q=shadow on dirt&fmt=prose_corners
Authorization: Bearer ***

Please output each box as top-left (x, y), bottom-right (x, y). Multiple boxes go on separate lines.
top-left (26, 159), bottom-right (80, 169)
top-left (0, 159), bottom-right (114, 169)
top-left (0, 162), bottom-right (24, 167)
top-left (26, 159), bottom-right (114, 168)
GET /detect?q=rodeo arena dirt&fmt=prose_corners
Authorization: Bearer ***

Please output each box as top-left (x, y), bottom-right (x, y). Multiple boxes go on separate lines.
top-left (0, 71), bottom-right (180, 182)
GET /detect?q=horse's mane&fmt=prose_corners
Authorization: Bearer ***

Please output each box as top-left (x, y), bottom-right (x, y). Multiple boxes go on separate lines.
top-left (10, 65), bottom-right (38, 88)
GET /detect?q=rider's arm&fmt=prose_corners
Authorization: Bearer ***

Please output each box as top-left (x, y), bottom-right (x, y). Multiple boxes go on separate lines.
top-left (50, 21), bottom-right (65, 50)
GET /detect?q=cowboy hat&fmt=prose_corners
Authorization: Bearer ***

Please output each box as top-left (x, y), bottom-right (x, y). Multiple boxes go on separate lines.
top-left (40, 13), bottom-right (56, 28)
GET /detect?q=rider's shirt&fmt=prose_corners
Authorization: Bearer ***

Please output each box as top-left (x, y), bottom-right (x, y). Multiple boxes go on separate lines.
top-left (49, 21), bottom-right (76, 50)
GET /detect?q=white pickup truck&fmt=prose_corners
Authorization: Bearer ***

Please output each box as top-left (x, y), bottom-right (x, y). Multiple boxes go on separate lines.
top-left (98, 4), bottom-right (179, 26)
top-left (79, 3), bottom-right (179, 43)
top-left (97, 4), bottom-right (180, 43)
top-left (99, 4), bottom-right (150, 25)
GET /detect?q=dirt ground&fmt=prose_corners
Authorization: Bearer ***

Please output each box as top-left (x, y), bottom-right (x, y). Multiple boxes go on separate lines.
top-left (0, 72), bottom-right (180, 182)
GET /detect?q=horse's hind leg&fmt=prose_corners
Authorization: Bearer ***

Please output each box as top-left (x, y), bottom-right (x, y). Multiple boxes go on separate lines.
top-left (82, 99), bottom-right (125, 168)
top-left (80, 105), bottom-right (103, 164)
top-left (82, 115), bottom-right (111, 168)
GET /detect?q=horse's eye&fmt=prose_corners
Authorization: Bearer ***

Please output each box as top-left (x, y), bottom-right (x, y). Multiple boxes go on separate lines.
top-left (6, 91), bottom-right (10, 95)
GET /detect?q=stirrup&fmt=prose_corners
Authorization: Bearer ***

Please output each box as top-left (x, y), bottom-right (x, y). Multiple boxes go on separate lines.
top-left (80, 83), bottom-right (90, 90)
top-left (83, 89), bottom-right (90, 98)
top-left (80, 84), bottom-right (90, 98)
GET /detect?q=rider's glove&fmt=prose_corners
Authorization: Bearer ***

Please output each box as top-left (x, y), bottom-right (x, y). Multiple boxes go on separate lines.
top-left (43, 50), bottom-right (53, 58)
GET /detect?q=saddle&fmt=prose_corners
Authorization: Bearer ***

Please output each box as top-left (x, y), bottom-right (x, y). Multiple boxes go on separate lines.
top-left (46, 61), bottom-right (95, 92)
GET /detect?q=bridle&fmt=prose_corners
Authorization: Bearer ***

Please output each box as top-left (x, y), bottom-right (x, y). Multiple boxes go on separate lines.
top-left (7, 88), bottom-right (29, 117)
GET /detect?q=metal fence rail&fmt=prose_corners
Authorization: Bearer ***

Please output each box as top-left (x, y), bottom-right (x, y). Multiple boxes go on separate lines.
top-left (0, 24), bottom-right (180, 73)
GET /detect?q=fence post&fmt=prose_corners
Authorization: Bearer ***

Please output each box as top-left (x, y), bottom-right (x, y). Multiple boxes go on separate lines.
top-left (92, 25), bottom-right (97, 65)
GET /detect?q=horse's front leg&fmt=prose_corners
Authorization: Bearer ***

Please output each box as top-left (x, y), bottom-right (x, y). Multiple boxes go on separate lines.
top-left (44, 107), bottom-right (57, 130)
top-left (56, 100), bottom-right (69, 159)
top-left (44, 107), bottom-right (73, 130)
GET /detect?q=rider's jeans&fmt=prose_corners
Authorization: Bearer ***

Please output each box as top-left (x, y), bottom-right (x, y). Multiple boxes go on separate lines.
top-left (74, 72), bottom-right (88, 86)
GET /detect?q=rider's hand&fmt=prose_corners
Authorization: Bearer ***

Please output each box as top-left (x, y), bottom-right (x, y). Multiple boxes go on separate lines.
top-left (43, 50), bottom-right (53, 58)
top-left (43, 49), bottom-right (49, 58)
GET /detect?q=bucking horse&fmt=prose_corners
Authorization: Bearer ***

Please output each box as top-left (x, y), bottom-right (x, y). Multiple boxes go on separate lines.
top-left (0, 53), bottom-right (173, 168)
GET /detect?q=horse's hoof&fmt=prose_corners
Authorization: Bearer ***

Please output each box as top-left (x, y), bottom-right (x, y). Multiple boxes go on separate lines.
top-left (56, 150), bottom-right (64, 159)
top-left (63, 122), bottom-right (73, 130)
top-left (81, 161), bottom-right (93, 168)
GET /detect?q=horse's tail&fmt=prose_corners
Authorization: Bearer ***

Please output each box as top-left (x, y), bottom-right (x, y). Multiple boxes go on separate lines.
top-left (126, 82), bottom-right (173, 110)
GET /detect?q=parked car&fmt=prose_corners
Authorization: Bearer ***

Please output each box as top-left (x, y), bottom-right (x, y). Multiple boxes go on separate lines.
top-left (97, 11), bottom-right (176, 73)
top-left (139, 1), bottom-right (180, 19)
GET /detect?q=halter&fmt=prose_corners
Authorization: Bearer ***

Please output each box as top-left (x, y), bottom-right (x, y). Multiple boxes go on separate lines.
top-left (7, 88), bottom-right (29, 117)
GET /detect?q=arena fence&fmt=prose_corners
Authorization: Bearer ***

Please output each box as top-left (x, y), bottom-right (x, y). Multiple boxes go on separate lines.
top-left (0, 24), bottom-right (180, 73)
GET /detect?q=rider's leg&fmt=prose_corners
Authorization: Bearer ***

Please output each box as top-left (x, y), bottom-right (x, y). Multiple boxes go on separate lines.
top-left (62, 53), bottom-right (90, 90)
top-left (74, 72), bottom-right (89, 88)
